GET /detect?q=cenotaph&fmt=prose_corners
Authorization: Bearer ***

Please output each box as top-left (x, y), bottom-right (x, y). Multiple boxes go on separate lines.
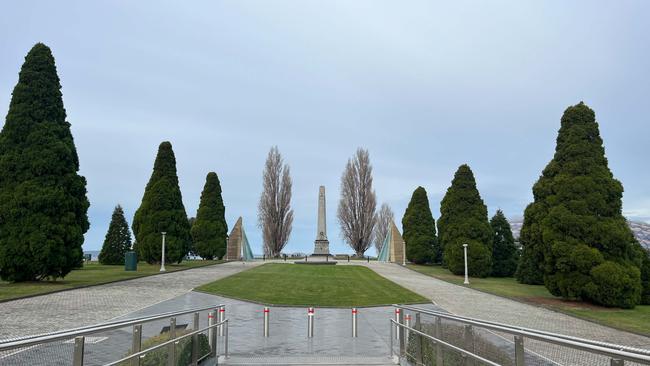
top-left (312, 186), bottom-right (331, 256)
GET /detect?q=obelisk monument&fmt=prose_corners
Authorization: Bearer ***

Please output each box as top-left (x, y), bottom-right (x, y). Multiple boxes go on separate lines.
top-left (312, 186), bottom-right (331, 256)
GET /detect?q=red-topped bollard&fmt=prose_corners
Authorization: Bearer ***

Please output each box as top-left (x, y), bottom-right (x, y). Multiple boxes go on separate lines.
top-left (394, 308), bottom-right (400, 340)
top-left (263, 307), bottom-right (270, 337)
top-left (352, 308), bottom-right (358, 337)
top-left (307, 307), bottom-right (314, 338)
top-left (218, 307), bottom-right (225, 336)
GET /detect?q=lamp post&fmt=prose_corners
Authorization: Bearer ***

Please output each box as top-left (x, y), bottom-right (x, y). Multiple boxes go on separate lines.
top-left (160, 232), bottom-right (167, 272)
top-left (463, 243), bottom-right (469, 285)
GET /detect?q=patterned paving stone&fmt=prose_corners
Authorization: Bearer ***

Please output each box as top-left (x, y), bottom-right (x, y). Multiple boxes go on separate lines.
top-left (0, 261), bottom-right (262, 340)
top-left (364, 262), bottom-right (650, 365)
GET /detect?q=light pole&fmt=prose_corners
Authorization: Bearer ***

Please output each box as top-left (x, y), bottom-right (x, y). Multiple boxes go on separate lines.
top-left (160, 232), bottom-right (167, 272)
top-left (463, 243), bottom-right (469, 285)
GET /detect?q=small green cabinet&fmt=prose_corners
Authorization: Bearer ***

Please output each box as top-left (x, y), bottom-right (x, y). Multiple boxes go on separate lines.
top-left (125, 251), bottom-right (138, 271)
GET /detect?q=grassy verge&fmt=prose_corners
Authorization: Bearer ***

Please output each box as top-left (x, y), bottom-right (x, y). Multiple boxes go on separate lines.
top-left (196, 263), bottom-right (428, 307)
top-left (0, 260), bottom-right (222, 302)
top-left (408, 264), bottom-right (650, 336)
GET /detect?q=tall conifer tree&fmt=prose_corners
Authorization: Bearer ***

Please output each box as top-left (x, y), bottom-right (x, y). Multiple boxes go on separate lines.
top-left (191, 172), bottom-right (228, 260)
top-left (438, 165), bottom-right (492, 277)
top-left (132, 141), bottom-right (191, 264)
top-left (490, 210), bottom-right (518, 277)
top-left (517, 103), bottom-right (643, 308)
top-left (98, 205), bottom-right (132, 265)
top-left (402, 187), bottom-right (437, 264)
top-left (0, 43), bottom-right (90, 281)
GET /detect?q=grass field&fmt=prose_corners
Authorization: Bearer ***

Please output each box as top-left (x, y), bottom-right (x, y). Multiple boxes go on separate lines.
top-left (0, 260), bottom-right (222, 302)
top-left (408, 264), bottom-right (650, 336)
top-left (196, 263), bottom-right (428, 307)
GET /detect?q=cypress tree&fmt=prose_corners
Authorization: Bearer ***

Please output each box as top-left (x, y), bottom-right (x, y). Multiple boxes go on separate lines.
top-left (98, 205), bottom-right (132, 265)
top-left (191, 172), bottom-right (228, 260)
top-left (490, 210), bottom-right (518, 277)
top-left (517, 102), bottom-right (642, 308)
top-left (401, 186), bottom-right (437, 264)
top-left (0, 43), bottom-right (90, 281)
top-left (132, 141), bottom-right (191, 264)
top-left (438, 164), bottom-right (492, 277)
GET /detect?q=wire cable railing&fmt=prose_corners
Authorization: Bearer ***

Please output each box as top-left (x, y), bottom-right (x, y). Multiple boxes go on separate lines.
top-left (393, 304), bottom-right (650, 366)
top-left (0, 304), bottom-right (227, 366)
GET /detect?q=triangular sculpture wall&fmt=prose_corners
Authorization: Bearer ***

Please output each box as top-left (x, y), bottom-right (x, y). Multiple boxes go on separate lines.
top-left (226, 217), bottom-right (254, 261)
top-left (377, 220), bottom-right (405, 264)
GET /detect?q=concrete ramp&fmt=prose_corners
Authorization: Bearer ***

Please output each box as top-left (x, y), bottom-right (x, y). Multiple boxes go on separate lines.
top-left (220, 355), bottom-right (396, 365)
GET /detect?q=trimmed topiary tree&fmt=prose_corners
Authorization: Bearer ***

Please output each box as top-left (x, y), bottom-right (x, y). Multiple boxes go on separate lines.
top-left (98, 205), bottom-right (133, 265)
top-left (438, 165), bottom-right (492, 277)
top-left (191, 172), bottom-right (228, 260)
top-left (402, 187), bottom-right (437, 264)
top-left (490, 210), bottom-right (518, 277)
top-left (517, 102), bottom-right (643, 308)
top-left (132, 141), bottom-right (191, 264)
top-left (0, 43), bottom-right (90, 282)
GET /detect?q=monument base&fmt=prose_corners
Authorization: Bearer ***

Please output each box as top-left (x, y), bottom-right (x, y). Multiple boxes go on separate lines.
top-left (312, 239), bottom-right (331, 256)
top-left (294, 260), bottom-right (337, 265)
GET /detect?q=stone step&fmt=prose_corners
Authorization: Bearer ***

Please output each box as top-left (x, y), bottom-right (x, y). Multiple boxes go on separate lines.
top-left (219, 355), bottom-right (397, 365)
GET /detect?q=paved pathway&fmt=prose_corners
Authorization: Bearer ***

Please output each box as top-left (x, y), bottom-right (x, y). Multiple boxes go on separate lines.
top-left (0, 261), bottom-right (262, 340)
top-left (363, 262), bottom-right (650, 365)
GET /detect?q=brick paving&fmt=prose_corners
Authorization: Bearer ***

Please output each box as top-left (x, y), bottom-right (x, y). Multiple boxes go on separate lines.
top-left (364, 262), bottom-right (650, 365)
top-left (0, 261), bottom-right (262, 340)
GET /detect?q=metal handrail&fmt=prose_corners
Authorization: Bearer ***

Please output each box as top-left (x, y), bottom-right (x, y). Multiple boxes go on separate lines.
top-left (390, 319), bottom-right (500, 366)
top-left (0, 304), bottom-right (225, 352)
top-left (103, 319), bottom-right (229, 366)
top-left (400, 304), bottom-right (650, 356)
top-left (396, 305), bottom-right (650, 365)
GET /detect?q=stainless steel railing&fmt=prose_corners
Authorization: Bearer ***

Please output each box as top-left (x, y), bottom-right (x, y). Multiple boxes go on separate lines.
top-left (393, 304), bottom-right (650, 366)
top-left (391, 318), bottom-right (501, 366)
top-left (0, 304), bottom-right (227, 365)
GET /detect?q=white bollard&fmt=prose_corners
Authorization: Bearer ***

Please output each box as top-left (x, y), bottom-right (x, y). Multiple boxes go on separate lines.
top-left (352, 308), bottom-right (358, 337)
top-left (263, 307), bottom-right (270, 337)
top-left (307, 307), bottom-right (314, 338)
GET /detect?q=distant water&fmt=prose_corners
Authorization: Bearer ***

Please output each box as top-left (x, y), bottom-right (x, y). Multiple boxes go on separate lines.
top-left (83, 250), bottom-right (100, 261)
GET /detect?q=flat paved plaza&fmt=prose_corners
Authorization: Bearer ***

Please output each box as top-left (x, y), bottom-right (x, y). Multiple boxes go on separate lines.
top-left (0, 261), bottom-right (262, 340)
top-left (2, 261), bottom-right (650, 366)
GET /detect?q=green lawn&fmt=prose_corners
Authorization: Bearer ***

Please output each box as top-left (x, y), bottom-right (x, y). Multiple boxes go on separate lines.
top-left (0, 260), bottom-right (222, 302)
top-left (408, 264), bottom-right (650, 336)
top-left (196, 263), bottom-right (428, 307)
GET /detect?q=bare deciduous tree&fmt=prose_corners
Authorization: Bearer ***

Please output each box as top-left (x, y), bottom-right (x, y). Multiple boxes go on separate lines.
top-left (374, 203), bottom-right (394, 253)
top-left (258, 146), bottom-right (293, 257)
top-left (337, 148), bottom-right (377, 256)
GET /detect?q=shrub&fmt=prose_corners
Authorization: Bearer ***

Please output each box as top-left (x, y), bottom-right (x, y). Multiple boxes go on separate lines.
top-left (584, 261), bottom-right (641, 309)
top-left (120, 330), bottom-right (210, 366)
top-left (642, 251), bottom-right (650, 305)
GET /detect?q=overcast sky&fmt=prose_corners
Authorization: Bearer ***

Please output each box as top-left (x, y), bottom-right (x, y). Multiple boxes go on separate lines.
top-left (1, 1), bottom-right (649, 255)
